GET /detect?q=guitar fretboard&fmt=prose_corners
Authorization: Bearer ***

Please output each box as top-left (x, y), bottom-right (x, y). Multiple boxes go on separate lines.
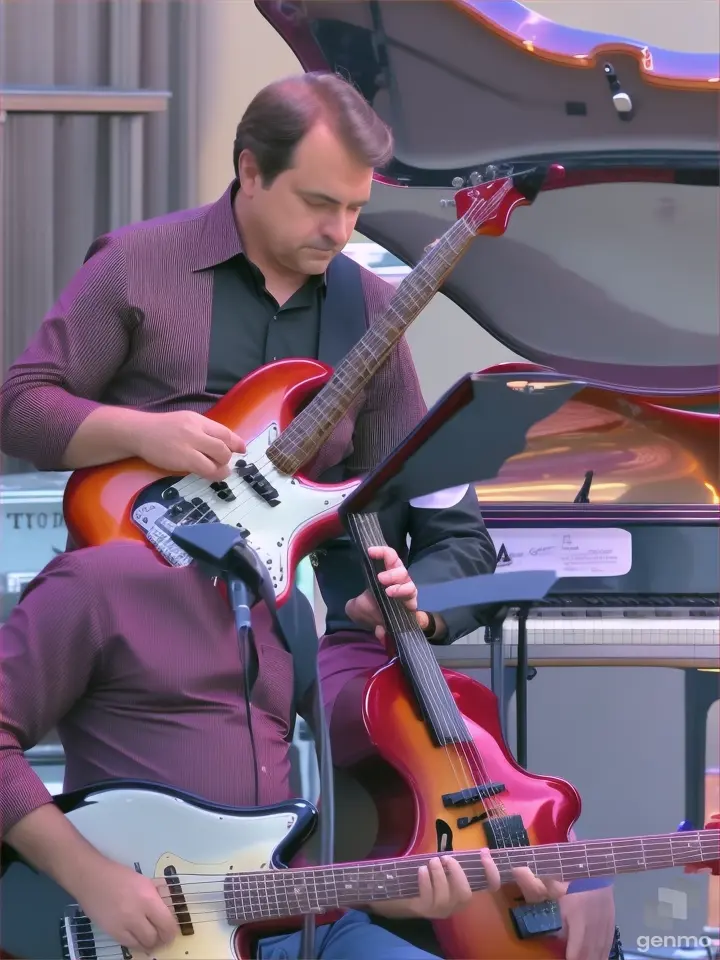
top-left (223, 830), bottom-right (718, 923)
top-left (266, 179), bottom-right (514, 476)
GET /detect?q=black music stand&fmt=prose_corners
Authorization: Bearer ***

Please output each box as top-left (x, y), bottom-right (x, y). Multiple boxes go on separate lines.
top-left (339, 370), bottom-right (584, 765)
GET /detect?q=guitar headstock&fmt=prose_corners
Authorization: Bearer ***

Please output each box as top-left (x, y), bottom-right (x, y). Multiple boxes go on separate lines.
top-left (452, 162), bottom-right (565, 237)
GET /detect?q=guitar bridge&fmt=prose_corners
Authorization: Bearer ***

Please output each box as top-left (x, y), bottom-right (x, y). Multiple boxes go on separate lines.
top-left (62, 904), bottom-right (95, 960)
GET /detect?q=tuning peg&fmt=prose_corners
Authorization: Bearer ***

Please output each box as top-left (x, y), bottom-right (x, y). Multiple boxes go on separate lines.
top-left (440, 198), bottom-right (456, 208)
top-left (484, 162), bottom-right (514, 181)
top-left (451, 176), bottom-right (464, 188)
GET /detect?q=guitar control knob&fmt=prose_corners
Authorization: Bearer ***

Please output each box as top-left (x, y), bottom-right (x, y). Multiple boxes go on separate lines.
top-left (439, 198), bottom-right (456, 208)
top-left (451, 176), bottom-right (464, 188)
top-left (469, 171), bottom-right (482, 185)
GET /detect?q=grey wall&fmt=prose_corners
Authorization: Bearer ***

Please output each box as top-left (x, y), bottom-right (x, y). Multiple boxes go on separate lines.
top-left (0, 0), bottom-right (202, 474)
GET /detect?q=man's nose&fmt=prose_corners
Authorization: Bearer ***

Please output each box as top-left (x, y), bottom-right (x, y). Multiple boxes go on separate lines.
top-left (322, 211), bottom-right (352, 247)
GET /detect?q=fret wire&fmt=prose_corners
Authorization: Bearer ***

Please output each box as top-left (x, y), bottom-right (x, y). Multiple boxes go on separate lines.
top-left (223, 831), bottom-right (719, 923)
top-left (267, 214), bottom-right (478, 472)
top-left (274, 184), bottom-right (510, 466)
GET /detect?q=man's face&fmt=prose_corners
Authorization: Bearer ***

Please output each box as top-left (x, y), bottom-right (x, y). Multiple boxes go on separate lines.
top-left (238, 122), bottom-right (374, 276)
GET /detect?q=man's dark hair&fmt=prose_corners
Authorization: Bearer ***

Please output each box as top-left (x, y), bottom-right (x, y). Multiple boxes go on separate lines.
top-left (232, 72), bottom-right (393, 185)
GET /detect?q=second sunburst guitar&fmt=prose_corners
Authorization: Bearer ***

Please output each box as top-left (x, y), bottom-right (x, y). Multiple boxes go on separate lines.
top-left (63, 164), bottom-right (563, 606)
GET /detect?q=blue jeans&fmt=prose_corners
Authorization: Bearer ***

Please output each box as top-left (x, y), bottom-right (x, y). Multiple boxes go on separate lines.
top-left (256, 910), bottom-right (441, 959)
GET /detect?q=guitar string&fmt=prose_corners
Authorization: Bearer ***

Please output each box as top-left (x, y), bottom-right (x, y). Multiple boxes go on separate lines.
top-left (64, 834), bottom-right (717, 943)
top-left (157, 181), bottom-right (512, 527)
top-left (356, 510), bottom-right (506, 825)
top-left (359, 510), bottom-right (510, 834)
top-left (346, 511), bottom-right (479, 818)
top-left (366, 508), bottom-right (519, 853)
top-left (62, 838), bottom-right (717, 953)
top-left (64, 834), bottom-right (717, 951)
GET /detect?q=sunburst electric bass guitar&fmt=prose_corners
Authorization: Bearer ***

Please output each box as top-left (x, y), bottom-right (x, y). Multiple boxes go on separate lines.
top-left (62, 163), bottom-right (563, 606)
top-left (0, 781), bottom-right (717, 960)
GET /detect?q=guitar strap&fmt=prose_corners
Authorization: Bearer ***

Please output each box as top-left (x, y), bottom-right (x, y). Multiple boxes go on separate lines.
top-left (317, 251), bottom-right (369, 368)
top-left (277, 250), bottom-right (369, 722)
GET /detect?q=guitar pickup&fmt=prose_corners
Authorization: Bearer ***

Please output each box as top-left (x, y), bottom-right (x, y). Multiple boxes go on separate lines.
top-left (510, 900), bottom-right (562, 938)
top-left (237, 464), bottom-right (280, 506)
top-left (442, 783), bottom-right (505, 807)
top-left (164, 864), bottom-right (194, 936)
top-left (210, 481), bottom-right (236, 503)
top-left (190, 498), bottom-right (220, 522)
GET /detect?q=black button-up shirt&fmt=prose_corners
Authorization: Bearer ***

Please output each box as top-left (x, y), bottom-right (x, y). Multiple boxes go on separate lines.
top-left (206, 253), bottom-right (325, 395)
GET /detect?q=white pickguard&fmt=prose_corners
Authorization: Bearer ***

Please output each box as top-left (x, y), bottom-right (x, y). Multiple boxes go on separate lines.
top-left (132, 424), bottom-right (359, 598)
top-left (55, 787), bottom-right (304, 960)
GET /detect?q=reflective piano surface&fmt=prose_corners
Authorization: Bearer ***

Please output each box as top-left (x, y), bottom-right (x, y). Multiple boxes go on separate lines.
top-left (436, 378), bottom-right (720, 669)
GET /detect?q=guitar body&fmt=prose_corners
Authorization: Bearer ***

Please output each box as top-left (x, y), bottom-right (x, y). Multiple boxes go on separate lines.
top-left (0, 783), bottom-right (323, 960)
top-left (63, 358), bottom-right (360, 605)
top-left (359, 661), bottom-right (581, 960)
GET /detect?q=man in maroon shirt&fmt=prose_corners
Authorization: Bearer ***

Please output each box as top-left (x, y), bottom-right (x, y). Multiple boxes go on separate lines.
top-left (0, 72), bottom-right (615, 959)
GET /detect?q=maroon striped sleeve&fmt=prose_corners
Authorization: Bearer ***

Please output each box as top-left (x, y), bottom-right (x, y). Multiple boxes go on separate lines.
top-left (0, 237), bottom-right (132, 469)
top-left (349, 267), bottom-right (428, 474)
top-left (0, 553), bottom-right (105, 832)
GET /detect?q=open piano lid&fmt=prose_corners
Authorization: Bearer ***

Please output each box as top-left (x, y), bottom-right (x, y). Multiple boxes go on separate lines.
top-left (255, 0), bottom-right (720, 395)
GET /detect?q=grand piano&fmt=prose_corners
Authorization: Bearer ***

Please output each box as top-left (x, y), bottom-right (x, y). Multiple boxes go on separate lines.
top-left (256, 0), bottom-right (720, 832)
top-left (255, 0), bottom-right (719, 659)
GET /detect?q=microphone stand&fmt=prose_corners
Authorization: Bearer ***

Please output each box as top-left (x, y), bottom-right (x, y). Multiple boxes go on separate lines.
top-left (170, 522), bottom-right (330, 960)
top-left (170, 521), bottom-right (265, 640)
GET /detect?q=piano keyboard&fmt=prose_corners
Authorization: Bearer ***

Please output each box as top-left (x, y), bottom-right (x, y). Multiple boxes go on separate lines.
top-left (435, 595), bottom-right (720, 668)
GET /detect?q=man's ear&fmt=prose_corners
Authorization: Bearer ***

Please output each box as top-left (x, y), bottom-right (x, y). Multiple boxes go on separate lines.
top-left (237, 149), bottom-right (262, 195)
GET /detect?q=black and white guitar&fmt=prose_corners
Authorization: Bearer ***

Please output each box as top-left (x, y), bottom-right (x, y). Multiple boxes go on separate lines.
top-left (1, 781), bottom-right (717, 960)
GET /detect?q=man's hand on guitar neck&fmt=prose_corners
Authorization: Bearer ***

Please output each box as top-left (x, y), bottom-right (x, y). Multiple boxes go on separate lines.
top-left (345, 545), bottom-right (447, 643)
top-left (368, 849), bottom-right (568, 922)
top-left (61, 406), bottom-right (246, 482)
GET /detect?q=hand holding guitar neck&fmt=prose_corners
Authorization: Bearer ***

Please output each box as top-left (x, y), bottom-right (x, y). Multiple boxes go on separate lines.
top-left (345, 543), bottom-right (442, 642)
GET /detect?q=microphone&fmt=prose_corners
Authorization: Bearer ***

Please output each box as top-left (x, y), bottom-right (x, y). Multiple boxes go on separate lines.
top-left (228, 577), bottom-right (252, 632)
top-left (168, 522), bottom-right (268, 633)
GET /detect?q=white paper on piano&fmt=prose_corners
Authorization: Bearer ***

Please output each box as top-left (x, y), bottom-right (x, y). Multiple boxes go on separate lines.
top-left (489, 528), bottom-right (632, 578)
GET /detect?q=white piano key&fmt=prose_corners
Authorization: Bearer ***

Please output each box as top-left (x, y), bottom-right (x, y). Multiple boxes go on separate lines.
top-left (437, 612), bottom-right (720, 667)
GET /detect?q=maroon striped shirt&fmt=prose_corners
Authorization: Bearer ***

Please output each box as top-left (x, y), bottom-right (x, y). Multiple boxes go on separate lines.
top-left (0, 181), bottom-right (427, 478)
top-left (0, 183), bottom-right (427, 832)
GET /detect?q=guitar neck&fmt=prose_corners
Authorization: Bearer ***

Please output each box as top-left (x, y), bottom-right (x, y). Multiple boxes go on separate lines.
top-left (266, 179), bottom-right (513, 476)
top-left (226, 830), bottom-right (718, 923)
top-left (345, 510), bottom-right (473, 747)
